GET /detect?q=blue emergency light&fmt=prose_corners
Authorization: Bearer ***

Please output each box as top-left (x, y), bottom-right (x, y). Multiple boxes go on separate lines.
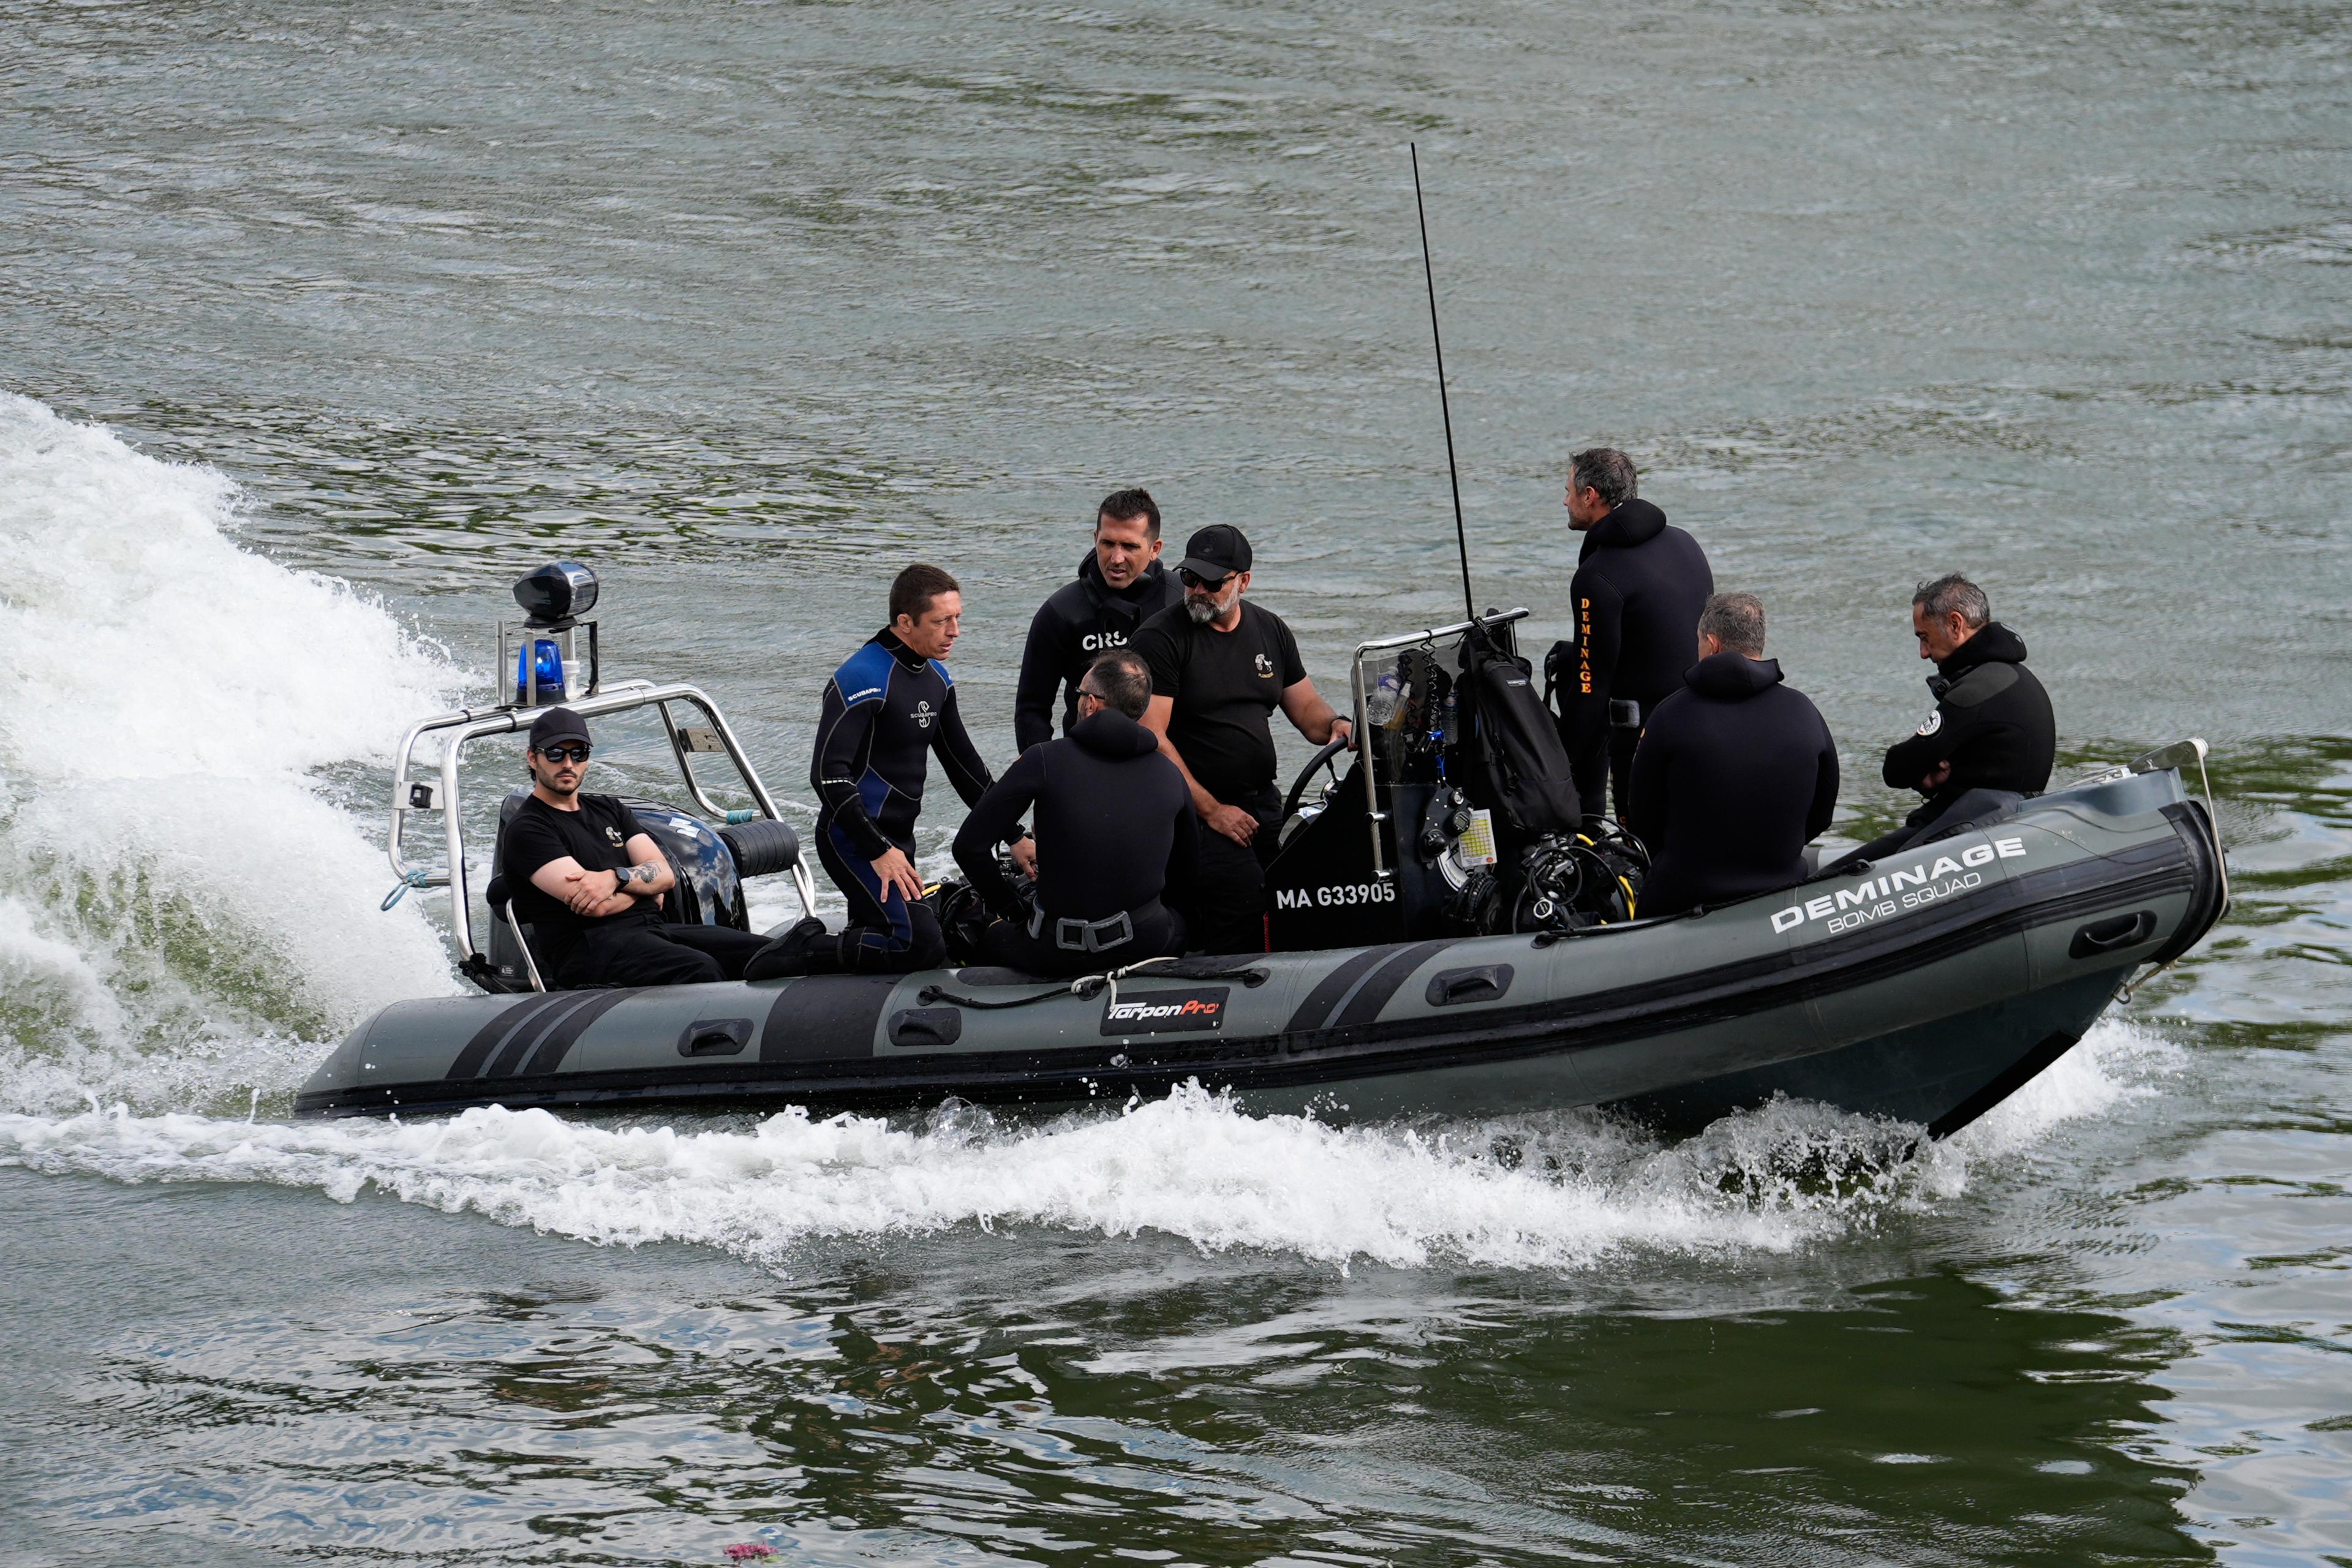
top-left (500, 562), bottom-right (601, 709)
top-left (514, 638), bottom-right (568, 704)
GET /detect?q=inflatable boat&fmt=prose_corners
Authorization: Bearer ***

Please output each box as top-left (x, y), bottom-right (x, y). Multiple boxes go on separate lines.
top-left (300, 568), bottom-right (2228, 1133)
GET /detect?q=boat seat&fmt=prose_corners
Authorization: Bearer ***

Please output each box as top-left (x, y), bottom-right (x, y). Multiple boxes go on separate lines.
top-left (483, 869), bottom-right (549, 992)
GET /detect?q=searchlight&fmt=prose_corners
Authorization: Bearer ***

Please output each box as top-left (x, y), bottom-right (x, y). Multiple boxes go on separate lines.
top-left (497, 561), bottom-right (603, 709)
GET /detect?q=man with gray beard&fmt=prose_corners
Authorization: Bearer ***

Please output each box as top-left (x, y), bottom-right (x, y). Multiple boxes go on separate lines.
top-left (1133, 525), bottom-right (1352, 952)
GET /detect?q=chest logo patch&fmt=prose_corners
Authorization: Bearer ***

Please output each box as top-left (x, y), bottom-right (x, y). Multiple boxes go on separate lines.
top-left (914, 699), bottom-right (935, 729)
top-left (1915, 709), bottom-right (1943, 737)
top-left (604, 826), bottom-right (625, 845)
top-left (1254, 653), bottom-right (1274, 678)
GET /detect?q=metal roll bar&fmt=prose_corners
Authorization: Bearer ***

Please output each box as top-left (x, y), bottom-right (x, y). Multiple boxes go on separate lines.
top-left (1348, 607), bottom-right (1530, 879)
top-left (388, 679), bottom-right (816, 962)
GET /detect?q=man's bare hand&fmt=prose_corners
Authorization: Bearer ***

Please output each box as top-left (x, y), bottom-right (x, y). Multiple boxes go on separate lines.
top-left (582, 892), bottom-right (637, 919)
top-left (1331, 716), bottom-right (1355, 751)
top-left (1919, 761), bottom-right (1952, 792)
top-left (1204, 802), bottom-right (1261, 847)
top-left (560, 867), bottom-right (621, 914)
top-left (1008, 837), bottom-right (1038, 881)
top-left (871, 846), bottom-right (924, 904)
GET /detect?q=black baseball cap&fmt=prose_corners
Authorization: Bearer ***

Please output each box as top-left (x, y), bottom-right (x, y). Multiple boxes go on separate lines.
top-left (529, 707), bottom-right (592, 751)
top-left (1176, 524), bottom-right (1253, 582)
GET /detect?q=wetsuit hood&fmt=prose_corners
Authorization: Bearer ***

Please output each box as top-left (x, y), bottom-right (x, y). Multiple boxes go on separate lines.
top-left (1577, 498), bottom-right (1668, 562)
top-left (1684, 651), bottom-right (1784, 699)
top-left (1076, 549), bottom-right (1170, 605)
top-left (1936, 621), bottom-right (2028, 680)
top-left (1068, 709), bottom-right (1161, 760)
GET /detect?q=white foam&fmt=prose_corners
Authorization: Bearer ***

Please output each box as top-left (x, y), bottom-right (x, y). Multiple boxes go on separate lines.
top-left (1945, 1017), bottom-right (2182, 1158)
top-left (0, 394), bottom-right (462, 1115)
top-left (0, 1080), bottom-right (1974, 1275)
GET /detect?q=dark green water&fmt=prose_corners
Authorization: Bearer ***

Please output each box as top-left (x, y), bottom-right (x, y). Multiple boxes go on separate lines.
top-left (2, 0), bottom-right (2348, 1562)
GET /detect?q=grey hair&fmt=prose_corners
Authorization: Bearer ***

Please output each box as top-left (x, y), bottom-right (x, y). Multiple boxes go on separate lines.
top-left (1568, 447), bottom-right (1639, 509)
top-left (1086, 649), bottom-right (1152, 719)
top-left (1698, 592), bottom-right (1766, 657)
top-left (1912, 573), bottom-right (1991, 629)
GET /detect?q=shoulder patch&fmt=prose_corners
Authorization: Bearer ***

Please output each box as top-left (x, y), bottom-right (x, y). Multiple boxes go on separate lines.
top-left (1945, 663), bottom-right (2019, 707)
top-left (1915, 709), bottom-right (1943, 737)
top-left (832, 641), bottom-right (898, 706)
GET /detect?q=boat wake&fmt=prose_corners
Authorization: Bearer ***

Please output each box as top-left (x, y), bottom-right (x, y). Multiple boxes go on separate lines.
top-left (0, 396), bottom-right (2184, 1275)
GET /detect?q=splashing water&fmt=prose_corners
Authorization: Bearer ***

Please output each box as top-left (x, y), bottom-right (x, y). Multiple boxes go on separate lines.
top-left (0, 1025), bottom-right (2180, 1275)
top-left (0, 394), bottom-right (462, 1115)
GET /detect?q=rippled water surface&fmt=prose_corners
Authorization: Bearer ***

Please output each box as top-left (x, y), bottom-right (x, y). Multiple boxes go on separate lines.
top-left (3, 0), bottom-right (2350, 1562)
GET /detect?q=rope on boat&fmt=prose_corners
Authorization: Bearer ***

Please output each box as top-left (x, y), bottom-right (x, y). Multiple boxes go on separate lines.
top-left (918, 955), bottom-right (1268, 1012)
top-left (379, 870), bottom-right (433, 911)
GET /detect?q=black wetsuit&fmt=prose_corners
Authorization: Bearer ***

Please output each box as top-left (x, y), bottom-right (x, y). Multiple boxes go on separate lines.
top-left (1624, 653), bottom-right (1839, 919)
top-left (1548, 499), bottom-right (1714, 824)
top-left (808, 628), bottom-right (1002, 973)
top-left (952, 709), bottom-right (1198, 976)
top-left (500, 793), bottom-right (769, 987)
top-left (1132, 598), bottom-right (1308, 954)
top-left (1013, 552), bottom-right (1183, 752)
top-left (1843, 622), bottom-right (2056, 864)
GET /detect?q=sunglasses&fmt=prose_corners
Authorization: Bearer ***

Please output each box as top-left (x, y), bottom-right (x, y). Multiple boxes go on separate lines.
top-left (1077, 686), bottom-right (1107, 703)
top-left (538, 744), bottom-right (592, 764)
top-left (1178, 568), bottom-right (1230, 591)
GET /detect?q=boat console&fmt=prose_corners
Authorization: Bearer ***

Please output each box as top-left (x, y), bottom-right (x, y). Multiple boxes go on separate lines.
top-left (1262, 608), bottom-right (1645, 953)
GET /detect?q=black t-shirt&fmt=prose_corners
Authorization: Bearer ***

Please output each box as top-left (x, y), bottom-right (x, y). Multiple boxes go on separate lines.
top-left (500, 793), bottom-right (657, 968)
top-left (1131, 598), bottom-right (1307, 806)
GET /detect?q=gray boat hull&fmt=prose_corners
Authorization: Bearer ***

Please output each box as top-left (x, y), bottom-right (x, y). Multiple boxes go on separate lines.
top-left (297, 771), bottom-right (2224, 1137)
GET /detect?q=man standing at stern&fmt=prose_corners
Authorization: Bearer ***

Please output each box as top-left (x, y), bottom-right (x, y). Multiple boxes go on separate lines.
top-left (1624, 594), bottom-right (1839, 919)
top-left (763, 564), bottom-right (1035, 978)
top-left (1550, 447), bottom-right (1713, 826)
top-left (1133, 526), bottom-right (1352, 954)
top-left (1012, 487), bottom-right (1183, 753)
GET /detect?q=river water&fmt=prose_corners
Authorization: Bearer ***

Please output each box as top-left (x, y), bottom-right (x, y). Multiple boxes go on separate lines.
top-left (2, 0), bottom-right (2348, 1562)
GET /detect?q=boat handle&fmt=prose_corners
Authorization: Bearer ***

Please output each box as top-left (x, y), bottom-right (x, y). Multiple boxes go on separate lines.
top-left (1427, 964), bottom-right (1513, 1006)
top-left (676, 1018), bottom-right (754, 1058)
top-left (2070, 911), bottom-right (2157, 959)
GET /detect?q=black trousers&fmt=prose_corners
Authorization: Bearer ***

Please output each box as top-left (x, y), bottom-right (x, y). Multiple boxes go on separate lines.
top-left (1186, 788), bottom-right (1281, 956)
top-left (553, 919), bottom-right (771, 989)
top-left (977, 903), bottom-right (1188, 978)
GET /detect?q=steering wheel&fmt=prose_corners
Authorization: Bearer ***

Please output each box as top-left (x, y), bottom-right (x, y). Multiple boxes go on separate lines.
top-left (1281, 734), bottom-right (1354, 826)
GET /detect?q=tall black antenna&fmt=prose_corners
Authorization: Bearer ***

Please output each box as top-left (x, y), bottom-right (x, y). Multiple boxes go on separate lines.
top-left (1410, 143), bottom-right (1477, 624)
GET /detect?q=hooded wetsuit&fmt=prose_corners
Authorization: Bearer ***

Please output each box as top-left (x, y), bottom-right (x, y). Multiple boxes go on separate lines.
top-left (1625, 652), bottom-right (1839, 919)
top-left (808, 628), bottom-right (1000, 972)
top-left (1012, 552), bottom-right (1183, 752)
top-left (952, 709), bottom-right (1198, 976)
top-left (1880, 622), bottom-right (2054, 810)
top-left (1548, 499), bottom-right (1714, 823)
top-left (1828, 622), bottom-right (2057, 873)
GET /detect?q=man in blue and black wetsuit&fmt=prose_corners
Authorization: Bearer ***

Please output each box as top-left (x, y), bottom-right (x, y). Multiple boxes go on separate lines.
top-left (755, 564), bottom-right (1034, 978)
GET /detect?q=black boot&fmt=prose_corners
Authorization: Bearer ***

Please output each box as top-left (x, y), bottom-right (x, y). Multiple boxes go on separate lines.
top-left (744, 918), bottom-right (828, 982)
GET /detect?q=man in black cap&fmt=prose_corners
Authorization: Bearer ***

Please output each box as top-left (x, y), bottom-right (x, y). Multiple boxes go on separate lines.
top-left (1012, 488), bottom-right (1184, 753)
top-left (1131, 525), bottom-right (1352, 953)
top-left (1547, 447), bottom-right (1713, 826)
top-left (499, 707), bottom-right (773, 988)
